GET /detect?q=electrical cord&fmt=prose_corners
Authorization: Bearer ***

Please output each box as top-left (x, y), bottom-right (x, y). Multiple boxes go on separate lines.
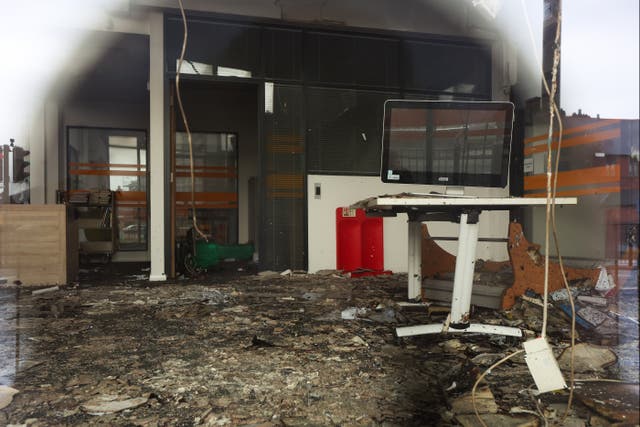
top-left (473, 4), bottom-right (571, 426)
top-left (176, 0), bottom-right (208, 242)
top-left (471, 349), bottom-right (525, 427)
top-left (521, 0), bottom-right (577, 422)
top-left (540, 0), bottom-right (562, 342)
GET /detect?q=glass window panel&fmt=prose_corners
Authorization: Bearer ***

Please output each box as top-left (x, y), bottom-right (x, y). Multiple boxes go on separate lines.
top-left (174, 132), bottom-right (238, 244)
top-left (261, 84), bottom-right (306, 270)
top-left (307, 88), bottom-right (398, 175)
top-left (263, 27), bottom-right (302, 81)
top-left (67, 127), bottom-right (147, 251)
top-left (403, 40), bottom-right (492, 97)
top-left (166, 18), bottom-right (261, 78)
top-left (304, 32), bottom-right (399, 87)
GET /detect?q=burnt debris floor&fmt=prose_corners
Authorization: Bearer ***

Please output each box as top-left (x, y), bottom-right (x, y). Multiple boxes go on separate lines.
top-left (1, 263), bottom-right (638, 426)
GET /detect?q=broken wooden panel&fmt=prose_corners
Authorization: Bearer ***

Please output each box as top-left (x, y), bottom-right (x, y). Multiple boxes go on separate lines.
top-left (502, 222), bottom-right (602, 309)
top-left (421, 224), bottom-right (457, 279)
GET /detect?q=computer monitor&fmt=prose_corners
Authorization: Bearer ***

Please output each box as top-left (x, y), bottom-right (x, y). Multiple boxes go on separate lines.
top-left (381, 100), bottom-right (514, 188)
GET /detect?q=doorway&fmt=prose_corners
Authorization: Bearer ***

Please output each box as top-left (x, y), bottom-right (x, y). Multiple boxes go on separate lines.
top-left (169, 80), bottom-right (259, 277)
top-left (173, 131), bottom-right (238, 244)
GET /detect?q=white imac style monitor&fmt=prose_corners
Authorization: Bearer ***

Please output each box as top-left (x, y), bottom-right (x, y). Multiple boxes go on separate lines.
top-left (381, 100), bottom-right (515, 189)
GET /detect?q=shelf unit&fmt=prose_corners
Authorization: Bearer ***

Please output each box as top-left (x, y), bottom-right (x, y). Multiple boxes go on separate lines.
top-left (57, 190), bottom-right (117, 260)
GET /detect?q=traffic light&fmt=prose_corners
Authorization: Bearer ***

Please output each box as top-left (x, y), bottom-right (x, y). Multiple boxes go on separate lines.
top-left (12, 146), bottom-right (30, 182)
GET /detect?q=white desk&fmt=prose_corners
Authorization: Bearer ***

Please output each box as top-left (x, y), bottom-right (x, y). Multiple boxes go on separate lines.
top-left (354, 194), bottom-right (578, 337)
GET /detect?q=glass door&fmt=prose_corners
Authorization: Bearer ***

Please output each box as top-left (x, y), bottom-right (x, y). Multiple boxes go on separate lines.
top-left (67, 127), bottom-right (148, 252)
top-left (173, 132), bottom-right (238, 244)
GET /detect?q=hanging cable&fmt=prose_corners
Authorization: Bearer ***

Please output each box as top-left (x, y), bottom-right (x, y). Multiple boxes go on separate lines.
top-left (473, 4), bottom-right (571, 425)
top-left (545, 10), bottom-right (579, 423)
top-left (540, 3), bottom-right (562, 340)
top-left (176, 0), bottom-right (208, 242)
top-left (522, 0), bottom-right (577, 420)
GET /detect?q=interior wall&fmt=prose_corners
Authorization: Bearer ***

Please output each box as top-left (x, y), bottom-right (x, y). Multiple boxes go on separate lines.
top-left (307, 174), bottom-right (510, 273)
top-left (177, 82), bottom-right (259, 244)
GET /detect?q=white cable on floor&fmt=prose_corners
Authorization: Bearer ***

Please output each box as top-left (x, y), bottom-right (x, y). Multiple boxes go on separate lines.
top-left (472, 349), bottom-right (526, 427)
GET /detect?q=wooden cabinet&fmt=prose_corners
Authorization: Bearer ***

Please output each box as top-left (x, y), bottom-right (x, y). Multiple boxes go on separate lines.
top-left (0, 204), bottom-right (77, 285)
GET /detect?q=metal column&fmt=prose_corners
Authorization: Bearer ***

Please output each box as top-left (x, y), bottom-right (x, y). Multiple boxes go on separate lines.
top-left (407, 220), bottom-right (423, 300)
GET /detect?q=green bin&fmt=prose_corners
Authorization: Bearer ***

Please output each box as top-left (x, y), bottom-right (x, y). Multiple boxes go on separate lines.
top-left (193, 240), bottom-right (254, 269)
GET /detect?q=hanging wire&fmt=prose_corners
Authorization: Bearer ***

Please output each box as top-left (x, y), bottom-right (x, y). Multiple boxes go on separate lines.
top-left (473, 3), bottom-right (571, 425)
top-left (521, 1), bottom-right (577, 420)
top-left (176, 0), bottom-right (208, 242)
top-left (521, 0), bottom-right (576, 420)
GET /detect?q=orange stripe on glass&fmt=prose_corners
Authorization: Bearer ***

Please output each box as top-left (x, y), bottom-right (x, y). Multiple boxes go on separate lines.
top-left (524, 119), bottom-right (620, 145)
top-left (69, 170), bottom-right (146, 176)
top-left (524, 128), bottom-right (621, 155)
top-left (524, 185), bottom-right (621, 198)
top-left (524, 164), bottom-right (621, 191)
top-left (175, 192), bottom-right (237, 203)
top-left (266, 174), bottom-right (303, 190)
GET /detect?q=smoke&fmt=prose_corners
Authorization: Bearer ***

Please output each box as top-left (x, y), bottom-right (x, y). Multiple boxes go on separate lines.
top-left (0, 0), bottom-right (126, 146)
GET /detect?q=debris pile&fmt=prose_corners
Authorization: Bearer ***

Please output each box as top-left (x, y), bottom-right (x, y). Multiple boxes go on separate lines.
top-left (0, 267), bottom-right (637, 425)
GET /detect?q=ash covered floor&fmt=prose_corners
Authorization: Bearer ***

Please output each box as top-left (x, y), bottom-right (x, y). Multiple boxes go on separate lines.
top-left (0, 265), bottom-right (638, 426)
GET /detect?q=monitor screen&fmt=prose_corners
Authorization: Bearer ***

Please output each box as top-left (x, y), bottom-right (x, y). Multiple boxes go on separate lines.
top-left (381, 100), bottom-right (514, 187)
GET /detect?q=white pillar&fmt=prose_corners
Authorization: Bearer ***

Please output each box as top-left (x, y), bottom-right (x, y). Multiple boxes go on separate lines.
top-left (148, 11), bottom-right (166, 281)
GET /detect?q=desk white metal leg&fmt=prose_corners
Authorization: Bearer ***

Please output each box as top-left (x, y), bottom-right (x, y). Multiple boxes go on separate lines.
top-left (397, 211), bottom-right (522, 338)
top-left (450, 212), bottom-right (479, 326)
top-left (407, 220), bottom-right (422, 300)
top-left (397, 323), bottom-right (523, 337)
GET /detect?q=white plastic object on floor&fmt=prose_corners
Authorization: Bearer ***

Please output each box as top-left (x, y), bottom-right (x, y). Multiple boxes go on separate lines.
top-left (523, 337), bottom-right (567, 393)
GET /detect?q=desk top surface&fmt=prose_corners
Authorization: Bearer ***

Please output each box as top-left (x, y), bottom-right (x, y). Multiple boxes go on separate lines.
top-left (353, 193), bottom-right (578, 210)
